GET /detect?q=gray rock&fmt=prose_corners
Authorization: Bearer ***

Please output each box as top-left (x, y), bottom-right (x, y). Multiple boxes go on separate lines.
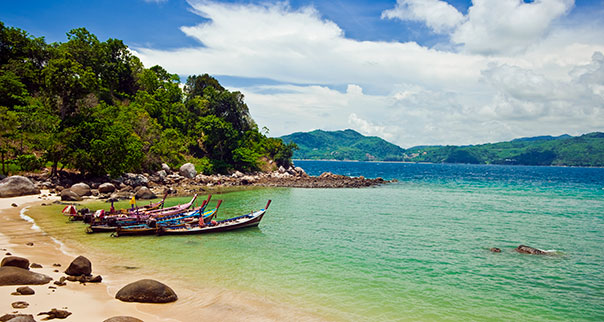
top-left (98, 182), bottom-right (116, 193)
top-left (70, 182), bottom-right (91, 196)
top-left (60, 189), bottom-right (82, 201)
top-left (134, 187), bottom-right (157, 200)
top-left (179, 163), bottom-right (197, 178)
top-left (161, 163), bottom-right (171, 172)
top-left (65, 255), bottom-right (92, 276)
top-left (278, 165), bottom-right (286, 173)
top-left (103, 317), bottom-right (143, 322)
top-left (0, 266), bottom-right (52, 285)
top-left (115, 279), bottom-right (178, 303)
top-left (0, 176), bottom-right (40, 198)
top-left (156, 170), bottom-right (167, 180)
top-left (121, 173), bottom-right (149, 187)
top-left (1, 256), bottom-right (30, 270)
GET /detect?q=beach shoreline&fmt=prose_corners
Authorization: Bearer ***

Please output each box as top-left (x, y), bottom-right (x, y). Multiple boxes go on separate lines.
top-left (0, 192), bottom-right (329, 322)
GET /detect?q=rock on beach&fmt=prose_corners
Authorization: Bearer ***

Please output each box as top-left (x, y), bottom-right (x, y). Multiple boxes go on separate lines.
top-left (0, 266), bottom-right (52, 285)
top-left (1, 256), bottom-right (30, 270)
top-left (0, 176), bottom-right (40, 198)
top-left (115, 279), bottom-right (178, 303)
top-left (64, 255), bottom-right (92, 276)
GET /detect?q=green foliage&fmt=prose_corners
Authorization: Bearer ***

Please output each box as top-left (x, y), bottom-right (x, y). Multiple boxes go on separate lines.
top-left (0, 22), bottom-right (296, 176)
top-left (406, 133), bottom-right (604, 167)
top-left (15, 153), bottom-right (42, 171)
top-left (280, 129), bottom-right (405, 161)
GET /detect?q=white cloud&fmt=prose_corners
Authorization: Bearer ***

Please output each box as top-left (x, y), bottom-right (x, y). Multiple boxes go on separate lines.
top-left (381, 0), bottom-right (465, 34)
top-left (133, 0), bottom-right (604, 147)
top-left (452, 0), bottom-right (575, 55)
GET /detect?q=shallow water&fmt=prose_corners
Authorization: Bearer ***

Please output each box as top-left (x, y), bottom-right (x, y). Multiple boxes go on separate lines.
top-left (30, 162), bottom-right (604, 321)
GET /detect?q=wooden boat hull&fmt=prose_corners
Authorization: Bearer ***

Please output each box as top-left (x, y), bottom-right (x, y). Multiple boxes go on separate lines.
top-left (114, 208), bottom-right (218, 237)
top-left (158, 210), bottom-right (265, 235)
top-left (86, 225), bottom-right (117, 233)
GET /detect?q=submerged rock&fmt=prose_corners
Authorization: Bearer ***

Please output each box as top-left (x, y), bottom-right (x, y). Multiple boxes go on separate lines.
top-left (515, 245), bottom-right (549, 255)
top-left (65, 256), bottom-right (92, 276)
top-left (490, 248), bottom-right (502, 253)
top-left (0, 176), bottom-right (40, 197)
top-left (0, 266), bottom-right (52, 285)
top-left (115, 279), bottom-right (178, 303)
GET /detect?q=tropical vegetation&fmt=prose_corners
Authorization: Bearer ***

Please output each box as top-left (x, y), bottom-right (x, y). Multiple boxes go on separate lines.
top-left (0, 22), bottom-right (296, 177)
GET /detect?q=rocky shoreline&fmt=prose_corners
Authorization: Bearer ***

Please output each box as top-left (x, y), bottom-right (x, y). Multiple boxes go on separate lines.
top-left (6, 164), bottom-right (395, 202)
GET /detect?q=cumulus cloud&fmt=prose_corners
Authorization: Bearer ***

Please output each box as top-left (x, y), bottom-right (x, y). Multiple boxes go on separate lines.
top-left (133, 0), bottom-right (604, 146)
top-left (381, 0), bottom-right (465, 34)
top-left (452, 0), bottom-right (575, 55)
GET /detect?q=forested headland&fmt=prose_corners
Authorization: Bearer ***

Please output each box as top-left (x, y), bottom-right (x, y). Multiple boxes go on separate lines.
top-left (0, 22), bottom-right (297, 178)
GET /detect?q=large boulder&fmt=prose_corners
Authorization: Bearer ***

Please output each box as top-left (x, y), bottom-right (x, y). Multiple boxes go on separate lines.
top-left (515, 245), bottom-right (549, 255)
top-left (179, 163), bottom-right (197, 179)
top-left (134, 187), bottom-right (157, 200)
top-left (1, 256), bottom-right (30, 270)
top-left (65, 255), bottom-right (92, 276)
top-left (103, 317), bottom-right (143, 322)
top-left (60, 189), bottom-right (82, 201)
top-left (115, 279), bottom-right (178, 303)
top-left (121, 173), bottom-right (149, 187)
top-left (0, 176), bottom-right (40, 198)
top-left (0, 266), bottom-right (52, 285)
top-left (98, 183), bottom-right (116, 193)
top-left (70, 182), bottom-right (91, 196)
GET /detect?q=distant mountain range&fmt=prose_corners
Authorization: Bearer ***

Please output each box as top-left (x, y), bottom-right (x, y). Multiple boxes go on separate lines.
top-left (280, 129), bottom-right (406, 161)
top-left (279, 130), bottom-right (604, 167)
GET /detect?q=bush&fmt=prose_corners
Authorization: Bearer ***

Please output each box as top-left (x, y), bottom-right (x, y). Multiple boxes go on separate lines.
top-left (15, 154), bottom-right (43, 171)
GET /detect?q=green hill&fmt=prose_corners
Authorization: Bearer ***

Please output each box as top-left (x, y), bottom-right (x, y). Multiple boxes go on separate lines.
top-left (280, 129), bottom-right (406, 161)
top-left (406, 132), bottom-right (604, 167)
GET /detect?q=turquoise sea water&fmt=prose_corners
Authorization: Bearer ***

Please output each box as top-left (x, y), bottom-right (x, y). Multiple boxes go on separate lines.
top-left (32, 162), bottom-right (604, 321)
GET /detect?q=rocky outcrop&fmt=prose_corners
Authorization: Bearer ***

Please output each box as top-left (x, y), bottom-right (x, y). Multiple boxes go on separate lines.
top-left (1, 256), bottom-right (30, 270)
top-left (0, 176), bottom-right (40, 198)
top-left (115, 279), bottom-right (178, 303)
top-left (98, 182), bottom-right (116, 193)
top-left (134, 187), bottom-right (157, 200)
top-left (121, 173), bottom-right (148, 187)
top-left (103, 317), bottom-right (144, 322)
top-left (64, 256), bottom-right (92, 276)
top-left (515, 245), bottom-right (549, 255)
top-left (0, 266), bottom-right (52, 285)
top-left (60, 189), bottom-right (82, 201)
top-left (179, 163), bottom-right (197, 179)
top-left (70, 182), bottom-right (91, 196)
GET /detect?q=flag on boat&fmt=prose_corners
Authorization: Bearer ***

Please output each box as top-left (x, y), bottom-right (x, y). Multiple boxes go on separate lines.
top-left (61, 205), bottom-right (77, 215)
top-left (93, 209), bottom-right (105, 218)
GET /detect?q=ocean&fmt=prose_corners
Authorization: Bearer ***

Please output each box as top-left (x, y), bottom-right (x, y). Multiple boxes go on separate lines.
top-left (29, 161), bottom-right (604, 321)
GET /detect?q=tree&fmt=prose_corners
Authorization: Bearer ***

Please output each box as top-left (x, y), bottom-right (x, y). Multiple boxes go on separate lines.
top-left (0, 106), bottom-right (19, 174)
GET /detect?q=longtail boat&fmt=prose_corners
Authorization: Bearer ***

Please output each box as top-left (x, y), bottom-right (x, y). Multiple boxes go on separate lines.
top-left (157, 200), bottom-right (271, 235)
top-left (114, 200), bottom-right (223, 237)
top-left (86, 194), bottom-right (202, 233)
top-left (78, 193), bottom-right (168, 223)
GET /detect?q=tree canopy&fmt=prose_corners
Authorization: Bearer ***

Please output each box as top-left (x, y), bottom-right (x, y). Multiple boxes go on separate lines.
top-left (0, 21), bottom-right (295, 177)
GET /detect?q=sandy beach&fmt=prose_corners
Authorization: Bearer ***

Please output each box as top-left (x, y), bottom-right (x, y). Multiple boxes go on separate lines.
top-left (0, 192), bottom-right (326, 322)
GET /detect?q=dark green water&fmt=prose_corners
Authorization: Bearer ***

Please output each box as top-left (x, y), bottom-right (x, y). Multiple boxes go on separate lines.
top-left (29, 162), bottom-right (604, 321)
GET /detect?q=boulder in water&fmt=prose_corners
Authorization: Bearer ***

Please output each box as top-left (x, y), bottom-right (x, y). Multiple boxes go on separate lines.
top-left (515, 245), bottom-right (548, 255)
top-left (115, 279), bottom-right (178, 303)
top-left (0, 176), bottom-right (40, 197)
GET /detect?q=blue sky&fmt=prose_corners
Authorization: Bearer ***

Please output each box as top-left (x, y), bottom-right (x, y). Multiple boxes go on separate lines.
top-left (2, 0), bottom-right (604, 146)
